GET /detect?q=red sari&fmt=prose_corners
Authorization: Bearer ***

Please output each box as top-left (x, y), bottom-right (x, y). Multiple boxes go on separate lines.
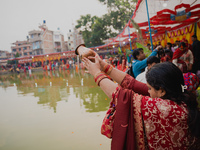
top-left (107, 75), bottom-right (199, 150)
top-left (172, 48), bottom-right (188, 73)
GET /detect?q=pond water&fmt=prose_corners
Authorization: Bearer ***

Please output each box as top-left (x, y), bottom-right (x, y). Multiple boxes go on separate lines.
top-left (0, 70), bottom-right (111, 150)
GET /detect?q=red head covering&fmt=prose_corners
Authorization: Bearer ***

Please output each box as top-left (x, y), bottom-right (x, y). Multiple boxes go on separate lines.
top-left (181, 38), bottom-right (188, 47)
top-left (172, 40), bottom-right (188, 60)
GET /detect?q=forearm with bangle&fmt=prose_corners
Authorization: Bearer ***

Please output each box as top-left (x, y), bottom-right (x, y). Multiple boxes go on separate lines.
top-left (94, 69), bottom-right (118, 99)
top-left (100, 60), bottom-right (126, 84)
top-left (93, 63), bottom-right (114, 86)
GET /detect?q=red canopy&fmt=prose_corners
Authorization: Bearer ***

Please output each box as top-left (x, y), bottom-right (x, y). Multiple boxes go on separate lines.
top-left (94, 0), bottom-right (200, 49)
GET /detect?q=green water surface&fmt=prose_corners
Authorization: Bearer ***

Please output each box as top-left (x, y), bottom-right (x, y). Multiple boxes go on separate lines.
top-left (0, 70), bottom-right (111, 150)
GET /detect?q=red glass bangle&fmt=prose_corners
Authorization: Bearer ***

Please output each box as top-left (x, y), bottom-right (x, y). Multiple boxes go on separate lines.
top-left (103, 64), bottom-right (113, 75)
top-left (94, 72), bottom-right (108, 86)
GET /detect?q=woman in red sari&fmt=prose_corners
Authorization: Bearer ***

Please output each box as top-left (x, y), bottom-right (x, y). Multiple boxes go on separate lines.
top-left (82, 54), bottom-right (200, 150)
top-left (172, 41), bottom-right (194, 73)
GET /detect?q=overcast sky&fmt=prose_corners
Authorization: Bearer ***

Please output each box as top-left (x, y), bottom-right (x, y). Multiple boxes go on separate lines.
top-left (0, 0), bottom-right (108, 52)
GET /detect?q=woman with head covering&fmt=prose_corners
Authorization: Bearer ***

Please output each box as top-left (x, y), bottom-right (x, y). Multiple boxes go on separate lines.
top-left (172, 40), bottom-right (194, 73)
top-left (82, 52), bottom-right (200, 150)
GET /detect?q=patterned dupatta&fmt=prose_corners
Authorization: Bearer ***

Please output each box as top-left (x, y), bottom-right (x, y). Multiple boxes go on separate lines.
top-left (141, 97), bottom-right (194, 149)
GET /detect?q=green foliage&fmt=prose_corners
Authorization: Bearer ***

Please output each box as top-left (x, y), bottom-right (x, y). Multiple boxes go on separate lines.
top-left (7, 60), bottom-right (18, 65)
top-left (76, 15), bottom-right (107, 47)
top-left (75, 0), bottom-right (138, 47)
top-left (126, 49), bottom-right (132, 56)
top-left (99, 0), bottom-right (137, 31)
top-left (15, 52), bottom-right (20, 58)
top-left (136, 42), bottom-right (151, 57)
top-left (7, 60), bottom-right (11, 64)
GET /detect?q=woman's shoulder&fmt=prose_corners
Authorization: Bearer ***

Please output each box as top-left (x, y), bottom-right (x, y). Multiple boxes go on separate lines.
top-left (141, 97), bottom-right (188, 114)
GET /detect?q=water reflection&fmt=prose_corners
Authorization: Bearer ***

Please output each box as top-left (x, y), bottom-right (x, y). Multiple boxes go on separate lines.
top-left (0, 70), bottom-right (110, 113)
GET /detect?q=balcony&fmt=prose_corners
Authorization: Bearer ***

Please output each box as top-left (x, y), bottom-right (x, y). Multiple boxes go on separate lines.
top-left (29, 36), bottom-right (42, 42)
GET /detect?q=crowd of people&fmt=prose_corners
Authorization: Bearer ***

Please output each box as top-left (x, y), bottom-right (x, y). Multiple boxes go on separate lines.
top-left (0, 58), bottom-right (78, 74)
top-left (81, 34), bottom-right (200, 149)
top-left (100, 35), bottom-right (200, 94)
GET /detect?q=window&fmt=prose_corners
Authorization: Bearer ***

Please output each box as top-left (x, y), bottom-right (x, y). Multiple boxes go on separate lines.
top-left (36, 41), bottom-right (40, 49)
top-left (33, 43), bottom-right (36, 50)
top-left (19, 48), bottom-right (21, 51)
top-left (55, 35), bottom-right (59, 39)
top-left (24, 53), bottom-right (27, 56)
top-left (29, 52), bottom-right (32, 55)
top-left (12, 49), bottom-right (16, 52)
top-left (18, 44), bottom-right (21, 46)
top-left (69, 43), bottom-right (71, 46)
top-left (31, 34), bottom-right (34, 38)
top-left (68, 37), bottom-right (70, 40)
top-left (33, 42), bottom-right (40, 50)
top-left (23, 47), bottom-right (27, 50)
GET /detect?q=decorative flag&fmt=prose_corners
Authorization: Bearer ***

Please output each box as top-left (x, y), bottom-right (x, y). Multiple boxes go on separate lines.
top-left (118, 47), bottom-right (122, 54)
top-left (136, 42), bottom-right (151, 57)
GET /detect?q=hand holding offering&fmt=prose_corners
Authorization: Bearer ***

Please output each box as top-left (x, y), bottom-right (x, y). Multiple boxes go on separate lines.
top-left (75, 44), bottom-right (96, 62)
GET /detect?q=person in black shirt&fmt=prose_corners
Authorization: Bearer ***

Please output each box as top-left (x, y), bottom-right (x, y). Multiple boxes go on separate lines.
top-left (191, 34), bottom-right (200, 74)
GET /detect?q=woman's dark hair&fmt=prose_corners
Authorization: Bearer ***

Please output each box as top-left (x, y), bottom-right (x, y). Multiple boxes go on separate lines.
top-left (164, 48), bottom-right (173, 59)
top-left (119, 55), bottom-right (125, 64)
top-left (179, 42), bottom-right (187, 48)
top-left (146, 62), bottom-right (200, 138)
top-left (157, 48), bottom-right (164, 59)
top-left (167, 42), bottom-right (172, 49)
top-left (132, 48), bottom-right (143, 60)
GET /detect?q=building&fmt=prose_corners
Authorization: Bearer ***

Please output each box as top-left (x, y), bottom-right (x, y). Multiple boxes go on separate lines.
top-left (11, 40), bottom-right (33, 57)
top-left (28, 20), bottom-right (67, 55)
top-left (64, 41), bottom-right (69, 51)
top-left (0, 50), bottom-right (12, 60)
top-left (28, 30), bottom-right (43, 55)
top-left (67, 29), bottom-right (74, 50)
top-left (67, 25), bottom-right (84, 51)
top-left (53, 30), bottom-right (67, 52)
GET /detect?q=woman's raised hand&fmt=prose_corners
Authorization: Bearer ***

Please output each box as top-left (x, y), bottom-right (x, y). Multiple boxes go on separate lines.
top-left (88, 53), bottom-right (107, 71)
top-left (82, 55), bottom-right (101, 77)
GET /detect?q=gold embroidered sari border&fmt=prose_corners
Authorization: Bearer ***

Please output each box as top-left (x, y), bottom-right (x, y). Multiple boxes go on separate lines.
top-left (133, 94), bottom-right (146, 150)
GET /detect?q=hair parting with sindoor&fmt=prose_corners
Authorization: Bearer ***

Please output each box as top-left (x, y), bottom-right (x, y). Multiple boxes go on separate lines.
top-left (146, 62), bottom-right (200, 138)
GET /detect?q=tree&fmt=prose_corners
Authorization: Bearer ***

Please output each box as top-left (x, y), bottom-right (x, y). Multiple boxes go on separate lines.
top-left (99, 0), bottom-right (137, 32)
top-left (75, 0), bottom-right (138, 47)
top-left (7, 52), bottom-right (20, 64)
top-left (75, 15), bottom-right (109, 47)
top-left (15, 52), bottom-right (20, 58)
